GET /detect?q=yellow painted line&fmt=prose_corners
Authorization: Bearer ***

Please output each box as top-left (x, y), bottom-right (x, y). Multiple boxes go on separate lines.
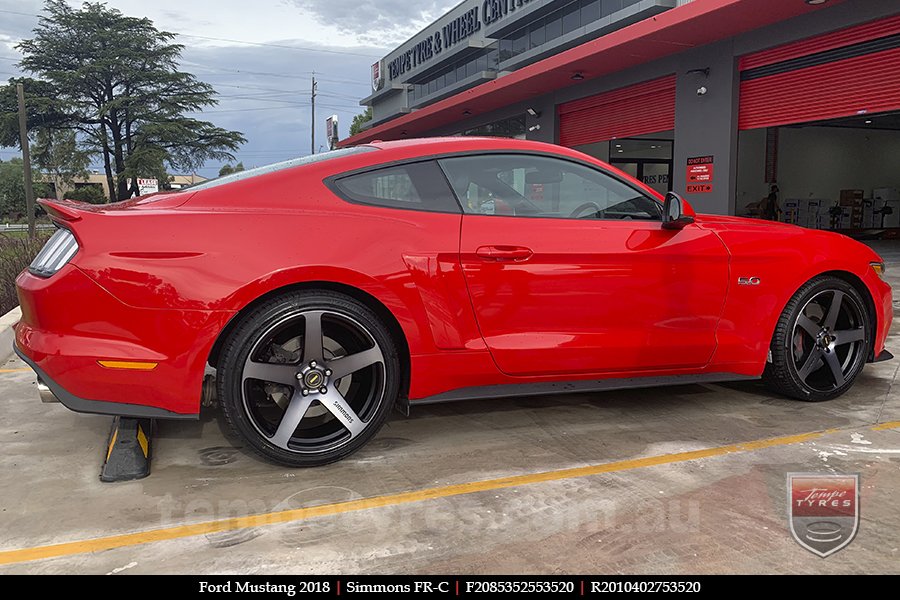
top-left (97, 360), bottom-right (158, 371)
top-left (0, 368), bottom-right (31, 373)
top-left (0, 427), bottom-right (835, 566)
top-left (871, 420), bottom-right (900, 431)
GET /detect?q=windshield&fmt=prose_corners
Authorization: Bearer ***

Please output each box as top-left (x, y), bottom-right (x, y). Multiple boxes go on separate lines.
top-left (183, 146), bottom-right (377, 192)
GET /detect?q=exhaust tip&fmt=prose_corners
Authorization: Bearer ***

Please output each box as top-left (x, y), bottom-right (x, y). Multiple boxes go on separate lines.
top-left (37, 378), bottom-right (59, 403)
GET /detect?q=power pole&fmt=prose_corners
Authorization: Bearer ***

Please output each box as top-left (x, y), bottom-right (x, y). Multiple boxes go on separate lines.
top-left (311, 74), bottom-right (317, 155)
top-left (16, 82), bottom-right (36, 238)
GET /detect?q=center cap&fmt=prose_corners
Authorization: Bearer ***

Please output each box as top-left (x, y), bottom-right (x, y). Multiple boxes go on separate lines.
top-left (303, 369), bottom-right (325, 388)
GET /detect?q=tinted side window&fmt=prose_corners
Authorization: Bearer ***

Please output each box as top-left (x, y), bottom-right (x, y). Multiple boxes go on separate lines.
top-left (439, 154), bottom-right (660, 221)
top-left (333, 161), bottom-right (460, 213)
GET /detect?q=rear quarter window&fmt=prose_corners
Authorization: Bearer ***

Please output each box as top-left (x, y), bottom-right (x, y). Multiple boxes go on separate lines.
top-left (332, 161), bottom-right (461, 214)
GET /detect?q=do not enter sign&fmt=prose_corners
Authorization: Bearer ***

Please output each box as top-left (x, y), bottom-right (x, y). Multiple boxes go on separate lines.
top-left (685, 156), bottom-right (714, 194)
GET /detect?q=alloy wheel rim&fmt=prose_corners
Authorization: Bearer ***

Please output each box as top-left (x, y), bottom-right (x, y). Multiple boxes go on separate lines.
top-left (791, 289), bottom-right (866, 392)
top-left (241, 309), bottom-right (385, 453)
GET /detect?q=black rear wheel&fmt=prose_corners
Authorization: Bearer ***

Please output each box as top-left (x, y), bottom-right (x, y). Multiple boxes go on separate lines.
top-left (764, 276), bottom-right (870, 401)
top-left (218, 290), bottom-right (400, 466)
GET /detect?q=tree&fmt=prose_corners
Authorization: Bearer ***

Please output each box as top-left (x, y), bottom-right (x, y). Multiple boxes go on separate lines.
top-left (349, 107), bottom-right (373, 137)
top-left (218, 161), bottom-right (245, 177)
top-left (63, 184), bottom-right (106, 204)
top-left (32, 129), bottom-right (92, 200)
top-left (9, 1), bottom-right (245, 202)
top-left (0, 158), bottom-right (50, 219)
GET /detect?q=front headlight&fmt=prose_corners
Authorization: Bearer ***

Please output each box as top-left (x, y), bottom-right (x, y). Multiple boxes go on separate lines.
top-left (871, 261), bottom-right (886, 280)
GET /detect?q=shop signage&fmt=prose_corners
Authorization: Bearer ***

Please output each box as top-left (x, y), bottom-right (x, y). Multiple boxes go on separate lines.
top-left (386, 0), bottom-right (533, 81)
top-left (371, 60), bottom-right (384, 92)
top-left (687, 164), bottom-right (714, 182)
top-left (686, 156), bottom-right (714, 193)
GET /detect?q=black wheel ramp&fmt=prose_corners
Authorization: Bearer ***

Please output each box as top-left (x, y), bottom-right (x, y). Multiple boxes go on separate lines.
top-left (100, 417), bottom-right (153, 482)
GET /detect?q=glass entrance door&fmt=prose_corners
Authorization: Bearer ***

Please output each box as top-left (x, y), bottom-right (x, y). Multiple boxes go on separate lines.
top-left (608, 139), bottom-right (673, 196)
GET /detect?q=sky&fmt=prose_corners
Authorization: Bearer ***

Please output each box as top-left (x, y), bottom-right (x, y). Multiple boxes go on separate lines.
top-left (0, 0), bottom-right (457, 178)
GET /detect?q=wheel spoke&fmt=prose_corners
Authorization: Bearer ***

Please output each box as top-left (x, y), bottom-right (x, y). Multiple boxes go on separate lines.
top-left (269, 390), bottom-right (317, 449)
top-left (320, 390), bottom-right (366, 438)
top-left (824, 291), bottom-right (845, 329)
top-left (833, 328), bottom-right (865, 346)
top-left (823, 350), bottom-right (846, 388)
top-left (796, 315), bottom-right (820, 338)
top-left (327, 346), bottom-right (383, 380)
top-left (797, 347), bottom-right (823, 382)
top-left (303, 311), bottom-right (325, 364)
top-left (243, 360), bottom-right (298, 387)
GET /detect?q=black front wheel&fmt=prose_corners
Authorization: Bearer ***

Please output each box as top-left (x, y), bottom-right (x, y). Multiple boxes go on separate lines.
top-left (218, 290), bottom-right (400, 467)
top-left (764, 276), bottom-right (870, 401)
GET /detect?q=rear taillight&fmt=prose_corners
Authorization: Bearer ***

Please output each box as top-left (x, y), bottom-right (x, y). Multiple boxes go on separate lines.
top-left (29, 228), bottom-right (79, 277)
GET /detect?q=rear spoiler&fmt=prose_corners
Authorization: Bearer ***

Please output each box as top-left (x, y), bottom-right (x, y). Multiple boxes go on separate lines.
top-left (37, 198), bottom-right (93, 223)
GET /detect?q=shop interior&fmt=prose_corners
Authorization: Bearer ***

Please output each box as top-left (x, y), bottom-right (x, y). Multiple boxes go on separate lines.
top-left (736, 110), bottom-right (900, 231)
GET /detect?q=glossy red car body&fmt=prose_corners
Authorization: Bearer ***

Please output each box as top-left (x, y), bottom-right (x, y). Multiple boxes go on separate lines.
top-left (15, 137), bottom-right (892, 418)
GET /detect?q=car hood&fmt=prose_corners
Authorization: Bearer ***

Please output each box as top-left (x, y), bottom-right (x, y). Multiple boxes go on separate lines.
top-left (694, 213), bottom-right (801, 232)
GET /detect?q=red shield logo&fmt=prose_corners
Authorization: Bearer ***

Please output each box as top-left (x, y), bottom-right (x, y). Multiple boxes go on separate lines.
top-left (788, 473), bottom-right (859, 557)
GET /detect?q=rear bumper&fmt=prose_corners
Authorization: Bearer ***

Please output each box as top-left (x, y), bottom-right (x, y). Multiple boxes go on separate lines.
top-left (15, 265), bottom-right (233, 417)
top-left (15, 342), bottom-right (194, 419)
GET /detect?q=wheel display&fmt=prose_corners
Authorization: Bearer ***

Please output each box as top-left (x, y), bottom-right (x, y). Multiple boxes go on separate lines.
top-left (218, 291), bottom-right (400, 466)
top-left (764, 276), bottom-right (870, 402)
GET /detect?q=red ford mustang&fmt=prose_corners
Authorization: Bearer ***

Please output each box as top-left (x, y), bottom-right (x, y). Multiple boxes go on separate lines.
top-left (15, 137), bottom-right (893, 466)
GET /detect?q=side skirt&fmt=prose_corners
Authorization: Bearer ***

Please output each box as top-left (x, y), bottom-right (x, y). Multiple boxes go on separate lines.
top-left (412, 372), bottom-right (759, 405)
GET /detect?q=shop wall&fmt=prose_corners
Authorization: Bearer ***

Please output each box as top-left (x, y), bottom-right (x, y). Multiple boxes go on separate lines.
top-left (672, 39), bottom-right (738, 215)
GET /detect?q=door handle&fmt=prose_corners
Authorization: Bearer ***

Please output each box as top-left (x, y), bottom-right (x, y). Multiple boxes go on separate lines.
top-left (475, 245), bottom-right (534, 261)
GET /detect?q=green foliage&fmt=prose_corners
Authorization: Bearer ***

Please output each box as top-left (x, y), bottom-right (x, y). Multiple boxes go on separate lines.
top-left (5, 1), bottom-right (246, 201)
top-left (63, 184), bottom-right (106, 204)
top-left (349, 107), bottom-right (373, 137)
top-left (218, 161), bottom-right (245, 177)
top-left (32, 129), bottom-right (92, 198)
top-left (0, 77), bottom-right (67, 149)
top-left (0, 158), bottom-right (50, 219)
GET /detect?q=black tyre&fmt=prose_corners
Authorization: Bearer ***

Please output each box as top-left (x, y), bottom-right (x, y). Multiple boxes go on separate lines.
top-left (218, 290), bottom-right (400, 467)
top-left (764, 276), bottom-right (870, 401)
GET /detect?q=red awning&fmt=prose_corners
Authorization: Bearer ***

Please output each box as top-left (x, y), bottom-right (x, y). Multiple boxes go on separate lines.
top-left (341, 0), bottom-right (844, 146)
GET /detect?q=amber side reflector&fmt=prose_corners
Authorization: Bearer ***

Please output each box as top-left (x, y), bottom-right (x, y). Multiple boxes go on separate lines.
top-left (98, 360), bottom-right (158, 371)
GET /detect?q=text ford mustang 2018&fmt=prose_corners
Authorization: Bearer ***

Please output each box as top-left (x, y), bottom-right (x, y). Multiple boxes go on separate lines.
top-left (15, 138), bottom-right (893, 466)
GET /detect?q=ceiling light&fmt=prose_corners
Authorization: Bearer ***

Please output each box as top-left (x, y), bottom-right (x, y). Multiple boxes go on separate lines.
top-left (617, 149), bottom-right (623, 153)
top-left (865, 120), bottom-right (873, 124)
top-left (615, 144), bottom-right (622, 148)
top-left (805, 0), bottom-right (828, 5)
top-left (571, 72), bottom-right (585, 81)
top-left (463, 110), bottom-right (471, 116)
top-left (651, 145), bottom-right (658, 149)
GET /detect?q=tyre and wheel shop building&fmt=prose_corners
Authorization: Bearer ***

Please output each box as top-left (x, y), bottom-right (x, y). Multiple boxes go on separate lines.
top-left (343, 0), bottom-right (900, 230)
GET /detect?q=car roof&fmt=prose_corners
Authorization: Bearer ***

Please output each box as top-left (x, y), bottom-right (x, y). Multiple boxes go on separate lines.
top-left (365, 137), bottom-right (549, 152)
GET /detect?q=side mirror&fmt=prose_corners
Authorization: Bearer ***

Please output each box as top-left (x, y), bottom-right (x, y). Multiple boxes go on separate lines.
top-left (662, 192), bottom-right (695, 230)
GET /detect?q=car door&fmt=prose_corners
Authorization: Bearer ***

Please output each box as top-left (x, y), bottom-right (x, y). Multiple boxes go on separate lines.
top-left (438, 152), bottom-right (729, 377)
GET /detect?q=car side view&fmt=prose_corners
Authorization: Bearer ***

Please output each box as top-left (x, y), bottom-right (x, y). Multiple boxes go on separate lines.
top-left (15, 137), bottom-right (893, 467)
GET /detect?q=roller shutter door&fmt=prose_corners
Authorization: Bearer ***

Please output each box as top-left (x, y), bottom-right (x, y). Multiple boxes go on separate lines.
top-left (739, 15), bottom-right (900, 130)
top-left (558, 75), bottom-right (676, 147)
